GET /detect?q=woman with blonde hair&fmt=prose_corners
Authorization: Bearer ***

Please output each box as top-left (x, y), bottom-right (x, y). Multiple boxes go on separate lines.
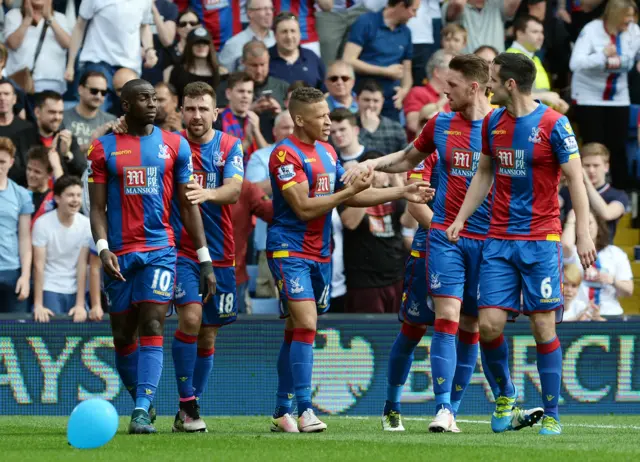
top-left (569, 0), bottom-right (640, 190)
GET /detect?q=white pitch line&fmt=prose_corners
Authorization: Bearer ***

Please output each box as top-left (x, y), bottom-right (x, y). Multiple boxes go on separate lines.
top-left (345, 415), bottom-right (640, 430)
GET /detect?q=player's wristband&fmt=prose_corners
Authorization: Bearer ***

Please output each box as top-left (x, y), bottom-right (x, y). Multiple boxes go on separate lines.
top-left (197, 246), bottom-right (212, 263)
top-left (402, 227), bottom-right (417, 238)
top-left (96, 239), bottom-right (109, 255)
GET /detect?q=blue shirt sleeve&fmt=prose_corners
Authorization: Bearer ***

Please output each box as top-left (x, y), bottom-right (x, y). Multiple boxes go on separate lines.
top-left (335, 159), bottom-right (346, 191)
top-left (246, 149), bottom-right (270, 182)
top-left (347, 14), bottom-right (371, 47)
top-left (550, 116), bottom-right (580, 164)
top-left (609, 189), bottom-right (630, 212)
top-left (19, 186), bottom-right (34, 215)
top-left (175, 136), bottom-right (194, 184)
top-left (403, 29), bottom-right (413, 61)
top-left (223, 140), bottom-right (244, 181)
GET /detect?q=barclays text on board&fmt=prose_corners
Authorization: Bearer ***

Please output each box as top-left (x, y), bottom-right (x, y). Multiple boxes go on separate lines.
top-left (0, 318), bottom-right (639, 416)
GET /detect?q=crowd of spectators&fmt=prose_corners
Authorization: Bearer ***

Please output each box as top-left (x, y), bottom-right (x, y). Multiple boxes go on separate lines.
top-left (0, 0), bottom-right (638, 321)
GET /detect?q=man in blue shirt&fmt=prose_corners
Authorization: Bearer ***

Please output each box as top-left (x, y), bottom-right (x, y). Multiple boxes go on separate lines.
top-left (343, 0), bottom-right (418, 121)
top-left (0, 137), bottom-right (33, 313)
top-left (245, 110), bottom-right (294, 298)
top-left (268, 12), bottom-right (325, 89)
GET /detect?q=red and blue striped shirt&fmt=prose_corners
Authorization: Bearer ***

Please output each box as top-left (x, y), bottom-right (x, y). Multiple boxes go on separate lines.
top-left (274, 0), bottom-right (318, 43)
top-left (175, 0), bottom-right (243, 51)
top-left (87, 128), bottom-right (193, 256)
top-left (406, 150), bottom-right (438, 256)
top-left (171, 130), bottom-right (244, 266)
top-left (482, 103), bottom-right (580, 240)
top-left (415, 112), bottom-right (492, 239)
top-left (267, 135), bottom-right (345, 262)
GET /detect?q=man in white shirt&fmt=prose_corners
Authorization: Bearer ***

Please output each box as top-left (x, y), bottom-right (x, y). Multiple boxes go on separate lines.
top-left (442, 0), bottom-right (521, 53)
top-left (329, 108), bottom-right (366, 163)
top-left (408, 0), bottom-right (442, 86)
top-left (32, 175), bottom-right (93, 323)
top-left (218, 0), bottom-right (276, 72)
top-left (64, 0), bottom-right (158, 110)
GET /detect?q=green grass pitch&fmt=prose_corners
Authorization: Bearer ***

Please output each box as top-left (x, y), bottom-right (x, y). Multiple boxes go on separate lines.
top-left (2, 415), bottom-right (639, 461)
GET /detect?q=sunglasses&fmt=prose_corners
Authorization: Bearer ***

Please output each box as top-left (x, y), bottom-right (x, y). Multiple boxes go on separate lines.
top-left (179, 20), bottom-right (199, 28)
top-left (88, 88), bottom-right (108, 96)
top-left (328, 75), bottom-right (351, 83)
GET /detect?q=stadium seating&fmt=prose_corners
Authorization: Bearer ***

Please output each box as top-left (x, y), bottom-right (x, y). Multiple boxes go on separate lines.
top-left (627, 104), bottom-right (640, 182)
top-left (616, 214), bottom-right (640, 314)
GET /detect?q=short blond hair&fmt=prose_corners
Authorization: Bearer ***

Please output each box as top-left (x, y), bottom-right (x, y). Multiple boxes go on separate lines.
top-left (581, 142), bottom-right (610, 162)
top-left (564, 264), bottom-right (582, 286)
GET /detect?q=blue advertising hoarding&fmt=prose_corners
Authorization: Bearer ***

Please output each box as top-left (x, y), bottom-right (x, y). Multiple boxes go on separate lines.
top-left (0, 317), bottom-right (639, 416)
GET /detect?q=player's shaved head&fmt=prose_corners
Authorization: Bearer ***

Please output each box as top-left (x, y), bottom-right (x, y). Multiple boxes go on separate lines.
top-left (288, 87), bottom-right (325, 118)
top-left (121, 78), bottom-right (157, 128)
top-left (121, 79), bottom-right (154, 104)
top-left (288, 87), bottom-right (331, 142)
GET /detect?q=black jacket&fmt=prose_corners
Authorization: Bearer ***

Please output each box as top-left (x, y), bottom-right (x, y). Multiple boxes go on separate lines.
top-left (9, 127), bottom-right (86, 187)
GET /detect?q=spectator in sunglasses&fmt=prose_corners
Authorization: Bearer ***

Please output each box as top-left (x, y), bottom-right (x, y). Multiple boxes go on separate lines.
top-left (63, 70), bottom-right (116, 152)
top-left (164, 9), bottom-right (200, 69)
top-left (325, 60), bottom-right (358, 114)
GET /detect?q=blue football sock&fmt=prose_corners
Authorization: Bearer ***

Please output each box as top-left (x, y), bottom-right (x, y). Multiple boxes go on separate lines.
top-left (537, 336), bottom-right (562, 421)
top-left (481, 334), bottom-right (515, 397)
top-left (172, 330), bottom-right (198, 400)
top-left (451, 330), bottom-right (479, 415)
top-left (384, 323), bottom-right (423, 415)
top-left (481, 348), bottom-right (500, 400)
top-left (431, 319), bottom-right (458, 414)
top-left (193, 347), bottom-right (215, 398)
top-left (114, 342), bottom-right (139, 402)
top-left (290, 328), bottom-right (315, 416)
top-left (135, 336), bottom-right (164, 412)
top-left (274, 330), bottom-right (294, 418)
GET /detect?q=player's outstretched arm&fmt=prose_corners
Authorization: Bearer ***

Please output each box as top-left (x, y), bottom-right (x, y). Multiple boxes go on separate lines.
top-left (177, 182), bottom-right (217, 301)
top-left (341, 143), bottom-right (429, 184)
top-left (562, 158), bottom-right (597, 269)
top-left (447, 153), bottom-right (494, 242)
top-left (282, 178), bottom-right (367, 222)
top-left (344, 181), bottom-right (434, 207)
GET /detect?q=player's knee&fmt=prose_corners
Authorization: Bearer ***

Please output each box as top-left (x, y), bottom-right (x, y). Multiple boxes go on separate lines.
top-left (459, 314), bottom-right (479, 333)
top-left (139, 318), bottom-right (164, 337)
top-left (178, 306), bottom-right (202, 333)
top-left (112, 332), bottom-right (136, 349)
top-left (478, 317), bottom-right (502, 341)
top-left (197, 327), bottom-right (218, 350)
top-left (434, 298), bottom-right (461, 321)
top-left (529, 313), bottom-right (556, 343)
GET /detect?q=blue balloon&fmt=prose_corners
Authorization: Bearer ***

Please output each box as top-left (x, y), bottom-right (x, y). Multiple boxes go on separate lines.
top-left (67, 399), bottom-right (119, 449)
